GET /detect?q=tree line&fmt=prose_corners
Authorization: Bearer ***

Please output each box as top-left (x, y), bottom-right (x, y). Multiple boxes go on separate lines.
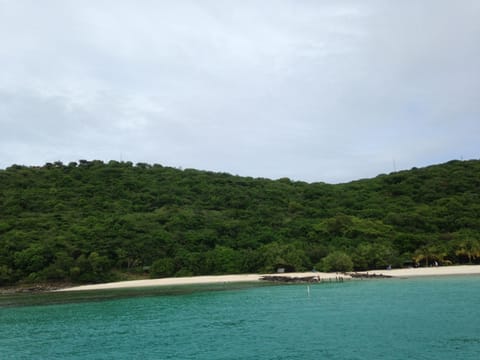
top-left (1, 159), bottom-right (479, 286)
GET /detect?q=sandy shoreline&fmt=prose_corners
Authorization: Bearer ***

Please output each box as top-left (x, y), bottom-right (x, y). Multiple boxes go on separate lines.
top-left (56, 265), bottom-right (480, 292)
top-left (355, 265), bottom-right (480, 278)
top-left (56, 272), bottom-right (346, 292)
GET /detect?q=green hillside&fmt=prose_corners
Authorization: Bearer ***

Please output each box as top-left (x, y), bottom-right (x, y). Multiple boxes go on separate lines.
top-left (1, 159), bottom-right (480, 286)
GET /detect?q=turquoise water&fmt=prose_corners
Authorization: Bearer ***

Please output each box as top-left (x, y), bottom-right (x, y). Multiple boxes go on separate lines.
top-left (1, 276), bottom-right (479, 359)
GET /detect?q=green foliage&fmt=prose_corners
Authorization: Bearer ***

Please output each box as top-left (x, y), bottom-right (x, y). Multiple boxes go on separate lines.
top-left (150, 258), bottom-right (175, 278)
top-left (453, 229), bottom-right (480, 263)
top-left (352, 243), bottom-right (398, 270)
top-left (318, 251), bottom-right (354, 272)
top-left (0, 159), bottom-right (480, 285)
top-left (205, 246), bottom-right (243, 274)
top-left (0, 265), bottom-right (13, 286)
top-left (258, 242), bottom-right (309, 273)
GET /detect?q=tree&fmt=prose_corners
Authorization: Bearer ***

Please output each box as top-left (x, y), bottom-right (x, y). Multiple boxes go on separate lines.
top-left (413, 244), bottom-right (447, 267)
top-left (454, 230), bottom-right (480, 263)
top-left (150, 258), bottom-right (176, 278)
top-left (205, 246), bottom-right (242, 274)
top-left (259, 242), bottom-right (309, 273)
top-left (353, 243), bottom-right (398, 270)
top-left (0, 265), bottom-right (14, 286)
top-left (14, 244), bottom-right (53, 276)
top-left (318, 251), bottom-right (353, 272)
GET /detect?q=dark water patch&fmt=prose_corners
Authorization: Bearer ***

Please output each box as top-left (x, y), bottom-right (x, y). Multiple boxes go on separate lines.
top-left (450, 337), bottom-right (480, 344)
top-left (0, 281), bottom-right (271, 309)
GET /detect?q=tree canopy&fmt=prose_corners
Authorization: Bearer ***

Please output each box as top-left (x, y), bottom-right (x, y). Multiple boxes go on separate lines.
top-left (1, 159), bottom-right (479, 286)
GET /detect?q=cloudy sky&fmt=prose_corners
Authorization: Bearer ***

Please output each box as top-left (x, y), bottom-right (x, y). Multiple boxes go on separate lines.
top-left (0, 1), bottom-right (479, 183)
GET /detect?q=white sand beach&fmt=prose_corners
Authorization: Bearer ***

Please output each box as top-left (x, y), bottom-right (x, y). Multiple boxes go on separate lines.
top-left (56, 271), bottom-right (347, 292)
top-left (57, 265), bottom-right (480, 292)
top-left (355, 265), bottom-right (480, 278)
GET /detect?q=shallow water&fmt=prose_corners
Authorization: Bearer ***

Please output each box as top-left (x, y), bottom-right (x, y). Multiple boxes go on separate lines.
top-left (1, 276), bottom-right (479, 359)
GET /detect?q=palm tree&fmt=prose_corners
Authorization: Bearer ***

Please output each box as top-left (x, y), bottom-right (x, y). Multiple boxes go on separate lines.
top-left (455, 239), bottom-right (480, 264)
top-left (413, 244), bottom-right (446, 266)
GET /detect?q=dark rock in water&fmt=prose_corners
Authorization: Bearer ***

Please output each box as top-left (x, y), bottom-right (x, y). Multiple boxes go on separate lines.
top-left (348, 272), bottom-right (392, 279)
top-left (260, 275), bottom-right (320, 283)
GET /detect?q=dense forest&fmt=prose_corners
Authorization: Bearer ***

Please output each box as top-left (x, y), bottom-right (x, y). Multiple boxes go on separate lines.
top-left (1, 159), bottom-right (480, 286)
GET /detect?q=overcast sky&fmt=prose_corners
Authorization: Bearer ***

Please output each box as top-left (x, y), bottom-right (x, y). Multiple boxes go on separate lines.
top-left (0, 1), bottom-right (479, 183)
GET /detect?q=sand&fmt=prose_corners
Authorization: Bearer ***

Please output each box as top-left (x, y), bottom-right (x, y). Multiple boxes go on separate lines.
top-left (355, 264), bottom-right (480, 278)
top-left (57, 265), bottom-right (480, 292)
top-left (56, 272), bottom-right (347, 292)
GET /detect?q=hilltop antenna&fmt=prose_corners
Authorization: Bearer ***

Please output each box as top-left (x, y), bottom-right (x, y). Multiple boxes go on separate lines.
top-left (392, 158), bottom-right (397, 172)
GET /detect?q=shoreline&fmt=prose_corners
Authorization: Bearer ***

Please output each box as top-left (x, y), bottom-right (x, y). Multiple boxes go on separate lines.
top-left (56, 265), bottom-right (480, 292)
top-left (353, 264), bottom-right (480, 278)
top-left (56, 272), bottom-right (349, 292)
top-left (2, 265), bottom-right (479, 295)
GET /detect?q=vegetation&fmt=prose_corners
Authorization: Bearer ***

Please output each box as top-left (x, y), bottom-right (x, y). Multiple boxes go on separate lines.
top-left (1, 159), bottom-right (480, 286)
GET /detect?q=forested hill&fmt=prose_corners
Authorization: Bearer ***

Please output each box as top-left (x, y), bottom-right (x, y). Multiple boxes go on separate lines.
top-left (1, 159), bottom-right (480, 286)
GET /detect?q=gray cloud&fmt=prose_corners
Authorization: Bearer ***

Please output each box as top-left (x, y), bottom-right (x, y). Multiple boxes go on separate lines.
top-left (0, 0), bottom-right (479, 183)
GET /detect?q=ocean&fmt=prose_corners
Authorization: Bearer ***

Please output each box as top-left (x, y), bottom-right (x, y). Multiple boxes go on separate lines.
top-left (1, 276), bottom-right (479, 359)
